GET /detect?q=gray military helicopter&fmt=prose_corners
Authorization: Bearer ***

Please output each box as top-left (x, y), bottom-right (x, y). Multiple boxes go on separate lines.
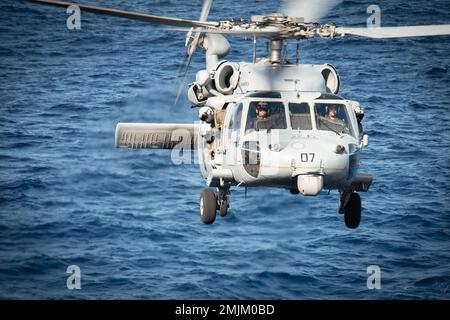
top-left (31, 0), bottom-right (450, 228)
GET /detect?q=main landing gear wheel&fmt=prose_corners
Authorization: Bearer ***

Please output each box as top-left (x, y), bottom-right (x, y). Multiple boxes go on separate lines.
top-left (200, 188), bottom-right (217, 224)
top-left (344, 192), bottom-right (361, 229)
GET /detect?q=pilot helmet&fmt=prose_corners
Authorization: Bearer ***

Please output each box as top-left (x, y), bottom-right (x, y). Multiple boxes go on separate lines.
top-left (326, 104), bottom-right (338, 114)
top-left (256, 101), bottom-right (268, 113)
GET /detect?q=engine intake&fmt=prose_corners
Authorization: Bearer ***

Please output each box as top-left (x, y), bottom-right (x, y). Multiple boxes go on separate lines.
top-left (321, 64), bottom-right (340, 94)
top-left (214, 62), bottom-right (240, 95)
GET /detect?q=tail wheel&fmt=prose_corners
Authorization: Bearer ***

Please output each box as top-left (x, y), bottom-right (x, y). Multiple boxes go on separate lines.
top-left (200, 188), bottom-right (217, 224)
top-left (344, 193), bottom-right (361, 229)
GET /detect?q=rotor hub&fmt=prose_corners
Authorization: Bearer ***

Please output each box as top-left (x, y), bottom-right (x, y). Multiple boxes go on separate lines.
top-left (251, 14), bottom-right (304, 25)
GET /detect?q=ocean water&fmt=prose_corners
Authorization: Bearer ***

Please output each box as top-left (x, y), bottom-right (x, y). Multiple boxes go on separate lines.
top-left (0, 0), bottom-right (450, 299)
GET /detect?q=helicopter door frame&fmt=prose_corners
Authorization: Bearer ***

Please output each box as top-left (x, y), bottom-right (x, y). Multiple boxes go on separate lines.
top-left (222, 102), bottom-right (244, 168)
top-left (222, 102), bottom-right (244, 145)
top-left (239, 98), bottom-right (290, 179)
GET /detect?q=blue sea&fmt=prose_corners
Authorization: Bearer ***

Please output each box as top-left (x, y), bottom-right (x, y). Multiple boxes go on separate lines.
top-left (1, 0), bottom-right (450, 299)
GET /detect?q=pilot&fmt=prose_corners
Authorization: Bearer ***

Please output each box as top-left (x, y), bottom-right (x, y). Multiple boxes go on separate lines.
top-left (327, 105), bottom-right (347, 126)
top-left (256, 101), bottom-right (269, 121)
top-left (326, 105), bottom-right (340, 123)
top-left (320, 104), bottom-right (346, 132)
top-left (253, 101), bottom-right (269, 130)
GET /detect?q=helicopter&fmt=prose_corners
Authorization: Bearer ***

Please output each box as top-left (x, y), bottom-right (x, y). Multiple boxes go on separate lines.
top-left (30, 0), bottom-right (450, 229)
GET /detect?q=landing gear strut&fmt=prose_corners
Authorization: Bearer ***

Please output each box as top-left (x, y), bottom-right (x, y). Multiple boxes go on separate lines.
top-left (199, 187), bottom-right (230, 224)
top-left (218, 187), bottom-right (230, 217)
top-left (339, 191), bottom-right (362, 229)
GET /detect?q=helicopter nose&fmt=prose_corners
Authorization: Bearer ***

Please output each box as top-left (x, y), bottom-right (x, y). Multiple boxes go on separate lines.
top-left (291, 142), bottom-right (350, 192)
top-left (322, 145), bottom-right (351, 184)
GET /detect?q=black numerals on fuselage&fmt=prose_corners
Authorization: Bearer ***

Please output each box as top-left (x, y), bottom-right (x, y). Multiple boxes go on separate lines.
top-left (300, 153), bottom-right (315, 163)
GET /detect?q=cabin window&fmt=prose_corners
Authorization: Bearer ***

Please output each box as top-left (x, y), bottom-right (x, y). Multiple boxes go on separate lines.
top-left (314, 103), bottom-right (356, 137)
top-left (289, 103), bottom-right (312, 130)
top-left (245, 101), bottom-right (287, 132)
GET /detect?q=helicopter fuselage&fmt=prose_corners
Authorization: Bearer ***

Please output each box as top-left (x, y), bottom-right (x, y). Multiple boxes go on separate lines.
top-left (194, 60), bottom-right (370, 196)
top-left (198, 91), bottom-right (366, 195)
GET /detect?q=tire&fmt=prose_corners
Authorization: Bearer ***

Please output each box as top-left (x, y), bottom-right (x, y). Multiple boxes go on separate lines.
top-left (344, 193), bottom-right (361, 229)
top-left (200, 188), bottom-right (217, 224)
top-left (219, 199), bottom-right (228, 217)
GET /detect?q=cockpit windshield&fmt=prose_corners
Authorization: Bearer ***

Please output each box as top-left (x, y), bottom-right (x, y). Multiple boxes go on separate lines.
top-left (314, 103), bottom-right (356, 137)
top-left (289, 103), bottom-right (312, 130)
top-left (245, 101), bottom-right (287, 132)
top-left (240, 100), bottom-right (356, 137)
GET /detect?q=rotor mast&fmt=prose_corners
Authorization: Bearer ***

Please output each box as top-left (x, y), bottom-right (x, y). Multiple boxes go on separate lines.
top-left (250, 13), bottom-right (304, 65)
top-left (270, 39), bottom-right (283, 64)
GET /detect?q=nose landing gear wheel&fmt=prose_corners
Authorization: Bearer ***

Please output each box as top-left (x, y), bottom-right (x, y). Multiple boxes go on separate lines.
top-left (217, 186), bottom-right (230, 217)
top-left (219, 199), bottom-right (229, 217)
top-left (200, 188), bottom-right (217, 224)
top-left (344, 192), bottom-right (361, 229)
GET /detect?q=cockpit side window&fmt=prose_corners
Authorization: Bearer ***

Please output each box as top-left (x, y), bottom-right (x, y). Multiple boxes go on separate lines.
top-left (231, 103), bottom-right (243, 130)
top-left (226, 103), bottom-right (243, 140)
top-left (289, 103), bottom-right (312, 130)
top-left (245, 101), bottom-right (287, 132)
top-left (314, 103), bottom-right (355, 137)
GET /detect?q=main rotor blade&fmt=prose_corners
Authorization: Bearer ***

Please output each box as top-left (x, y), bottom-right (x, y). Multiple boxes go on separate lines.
top-left (336, 25), bottom-right (450, 38)
top-left (175, 0), bottom-right (213, 105)
top-left (199, 0), bottom-right (212, 22)
top-left (28, 0), bottom-right (219, 28)
top-left (280, 0), bottom-right (342, 22)
top-left (187, 0), bottom-right (212, 59)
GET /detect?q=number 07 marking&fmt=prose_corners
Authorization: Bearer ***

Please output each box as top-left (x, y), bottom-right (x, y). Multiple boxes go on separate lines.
top-left (300, 153), bottom-right (315, 162)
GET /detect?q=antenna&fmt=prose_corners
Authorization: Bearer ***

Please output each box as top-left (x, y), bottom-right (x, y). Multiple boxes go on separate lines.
top-left (252, 33), bottom-right (257, 63)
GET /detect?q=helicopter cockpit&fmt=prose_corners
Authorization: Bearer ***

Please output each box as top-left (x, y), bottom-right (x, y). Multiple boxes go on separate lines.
top-left (225, 98), bottom-right (358, 139)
